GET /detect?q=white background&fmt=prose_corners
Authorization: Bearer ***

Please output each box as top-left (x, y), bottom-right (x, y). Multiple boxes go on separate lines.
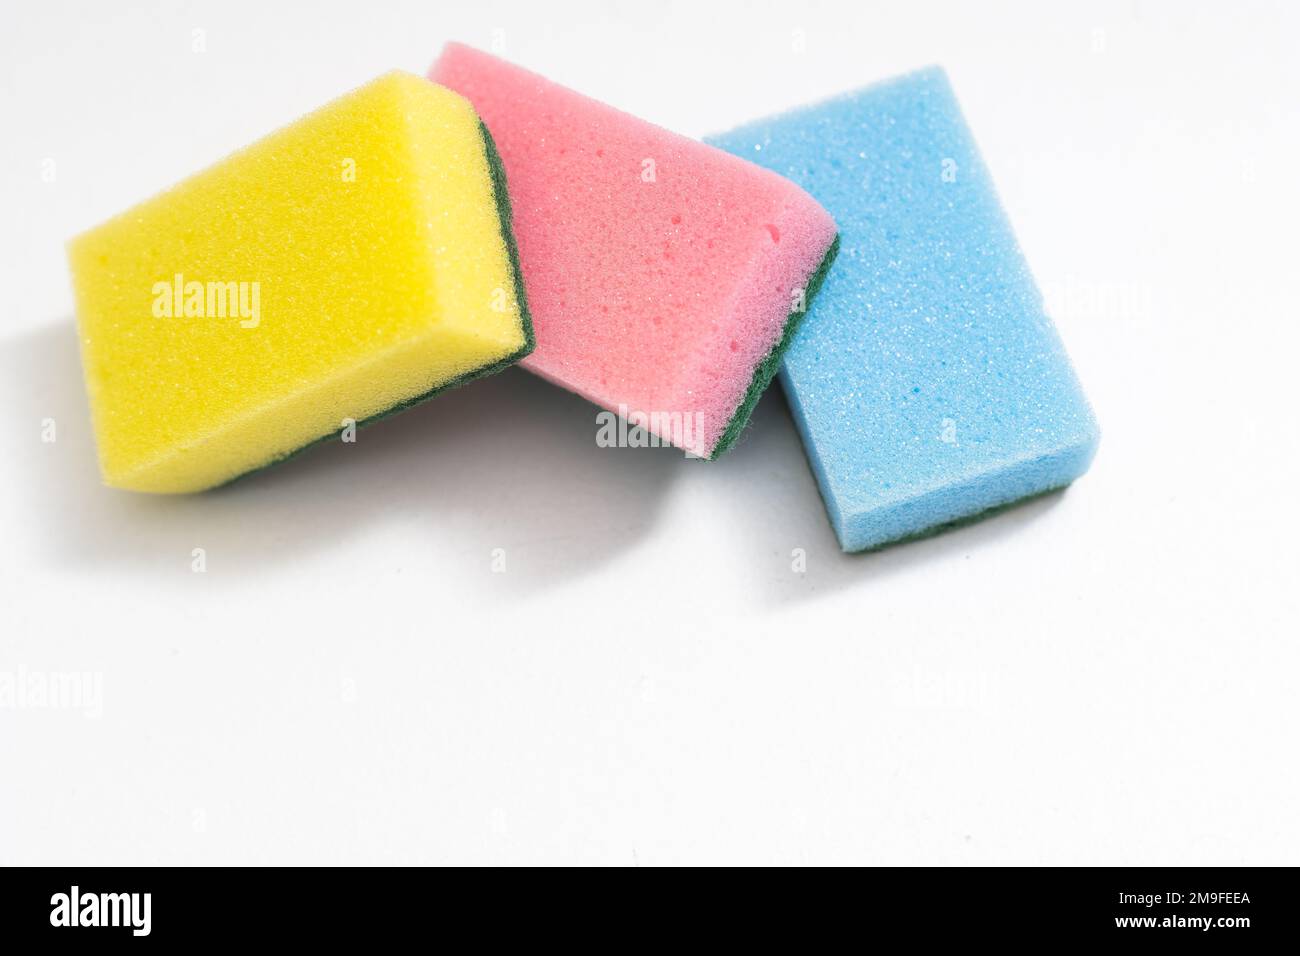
top-left (2, 0), bottom-right (1297, 865)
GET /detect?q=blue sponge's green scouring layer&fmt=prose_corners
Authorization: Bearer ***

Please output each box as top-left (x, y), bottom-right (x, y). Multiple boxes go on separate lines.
top-left (707, 67), bottom-right (1099, 552)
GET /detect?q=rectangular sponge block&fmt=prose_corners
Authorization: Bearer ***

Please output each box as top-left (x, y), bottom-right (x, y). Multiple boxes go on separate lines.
top-left (68, 71), bottom-right (533, 493)
top-left (708, 68), bottom-right (1098, 551)
top-left (431, 44), bottom-right (838, 459)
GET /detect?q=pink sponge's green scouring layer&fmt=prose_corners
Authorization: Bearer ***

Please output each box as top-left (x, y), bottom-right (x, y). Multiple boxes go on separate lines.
top-left (429, 43), bottom-right (839, 458)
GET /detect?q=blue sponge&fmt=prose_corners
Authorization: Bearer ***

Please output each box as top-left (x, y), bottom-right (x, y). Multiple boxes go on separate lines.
top-left (707, 67), bottom-right (1099, 552)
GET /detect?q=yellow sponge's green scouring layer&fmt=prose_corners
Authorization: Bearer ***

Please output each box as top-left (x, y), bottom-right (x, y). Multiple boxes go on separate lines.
top-left (68, 71), bottom-right (533, 493)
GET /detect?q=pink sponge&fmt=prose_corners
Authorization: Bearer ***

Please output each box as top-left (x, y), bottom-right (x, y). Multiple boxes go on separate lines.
top-left (429, 44), bottom-right (839, 458)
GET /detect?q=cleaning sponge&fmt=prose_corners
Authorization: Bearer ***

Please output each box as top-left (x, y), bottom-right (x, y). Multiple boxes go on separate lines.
top-left (68, 70), bottom-right (532, 493)
top-left (708, 68), bottom-right (1098, 551)
top-left (430, 44), bottom-right (838, 458)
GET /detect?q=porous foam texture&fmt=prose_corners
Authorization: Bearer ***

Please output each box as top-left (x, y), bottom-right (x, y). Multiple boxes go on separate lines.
top-left (68, 71), bottom-right (533, 493)
top-left (707, 67), bottom-right (1099, 551)
top-left (430, 43), bottom-right (838, 458)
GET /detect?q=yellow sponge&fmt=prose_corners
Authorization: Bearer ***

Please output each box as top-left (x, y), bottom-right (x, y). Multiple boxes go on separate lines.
top-left (68, 71), bottom-right (533, 493)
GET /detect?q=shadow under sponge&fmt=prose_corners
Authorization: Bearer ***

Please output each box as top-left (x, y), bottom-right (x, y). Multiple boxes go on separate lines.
top-left (707, 67), bottom-right (1099, 551)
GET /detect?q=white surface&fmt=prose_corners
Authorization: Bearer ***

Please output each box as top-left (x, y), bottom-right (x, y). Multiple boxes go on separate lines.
top-left (2, 0), bottom-right (1298, 866)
